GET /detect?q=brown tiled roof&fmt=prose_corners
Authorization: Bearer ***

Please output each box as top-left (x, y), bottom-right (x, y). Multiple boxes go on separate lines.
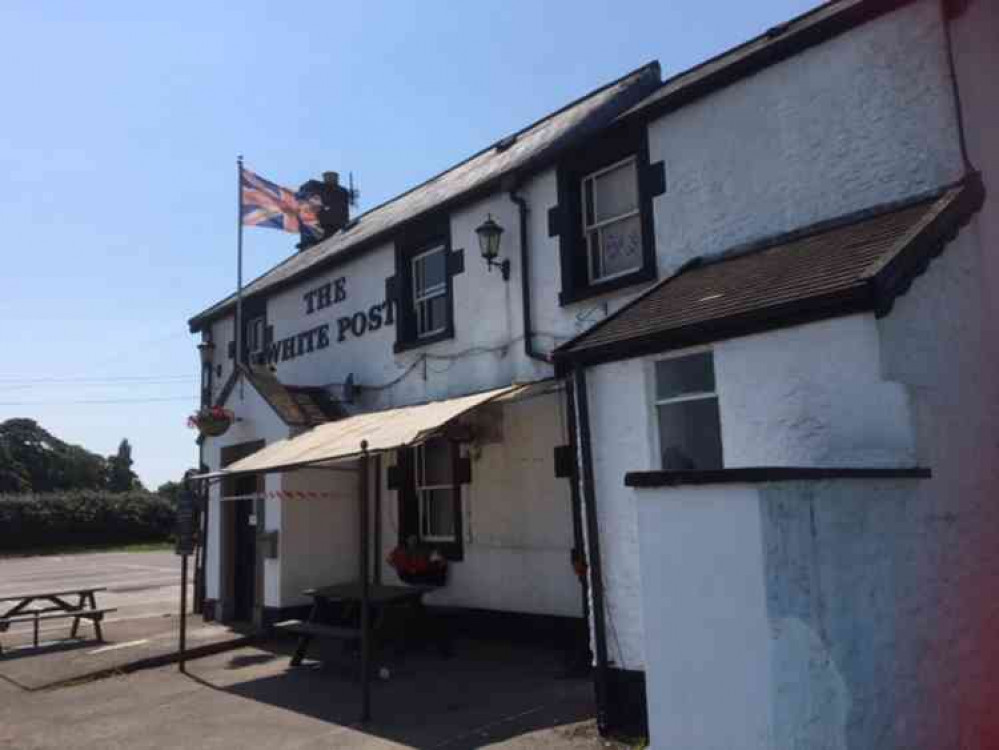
top-left (556, 174), bottom-right (984, 368)
top-left (215, 366), bottom-right (345, 427)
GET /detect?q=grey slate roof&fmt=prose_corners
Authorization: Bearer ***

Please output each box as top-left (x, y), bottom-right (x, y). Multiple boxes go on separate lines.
top-left (555, 174), bottom-right (984, 367)
top-left (189, 62), bottom-right (662, 331)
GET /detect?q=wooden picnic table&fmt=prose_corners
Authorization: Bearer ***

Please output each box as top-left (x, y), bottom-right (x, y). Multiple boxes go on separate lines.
top-left (0, 587), bottom-right (116, 654)
top-left (277, 582), bottom-right (434, 667)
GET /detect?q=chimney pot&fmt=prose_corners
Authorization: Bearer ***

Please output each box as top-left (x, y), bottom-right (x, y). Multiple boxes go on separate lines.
top-left (323, 171), bottom-right (340, 186)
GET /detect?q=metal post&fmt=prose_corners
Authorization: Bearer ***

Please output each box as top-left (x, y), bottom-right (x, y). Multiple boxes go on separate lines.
top-left (179, 553), bottom-right (189, 673)
top-left (373, 454), bottom-right (382, 586)
top-left (359, 442), bottom-right (372, 722)
top-left (236, 155), bottom-right (245, 398)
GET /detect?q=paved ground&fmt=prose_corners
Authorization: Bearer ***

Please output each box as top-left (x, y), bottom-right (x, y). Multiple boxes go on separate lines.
top-left (0, 551), bottom-right (246, 690)
top-left (0, 640), bottom-right (632, 750)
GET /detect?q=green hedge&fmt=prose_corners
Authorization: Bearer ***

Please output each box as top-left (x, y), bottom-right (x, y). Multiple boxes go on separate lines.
top-left (0, 491), bottom-right (176, 553)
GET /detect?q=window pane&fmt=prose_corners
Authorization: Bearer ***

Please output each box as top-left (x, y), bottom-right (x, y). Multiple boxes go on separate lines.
top-left (415, 247), bottom-right (446, 295)
top-left (656, 352), bottom-right (716, 400)
top-left (657, 398), bottom-right (723, 470)
top-left (597, 214), bottom-right (642, 279)
top-left (593, 161), bottom-right (638, 222)
top-left (420, 439), bottom-right (451, 486)
top-left (428, 294), bottom-right (447, 333)
top-left (421, 488), bottom-right (455, 539)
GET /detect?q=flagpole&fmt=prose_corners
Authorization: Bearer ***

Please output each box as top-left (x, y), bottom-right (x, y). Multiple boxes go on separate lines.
top-left (236, 155), bottom-right (244, 399)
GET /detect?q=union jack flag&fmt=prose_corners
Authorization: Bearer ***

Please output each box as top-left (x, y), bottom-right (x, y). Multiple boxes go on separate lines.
top-left (240, 167), bottom-right (323, 240)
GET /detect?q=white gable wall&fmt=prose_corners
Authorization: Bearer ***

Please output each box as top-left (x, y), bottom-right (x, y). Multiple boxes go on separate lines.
top-left (204, 378), bottom-right (289, 606)
top-left (585, 311), bottom-right (920, 670)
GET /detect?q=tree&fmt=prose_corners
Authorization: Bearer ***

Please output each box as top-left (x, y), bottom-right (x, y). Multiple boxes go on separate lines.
top-left (0, 418), bottom-right (107, 493)
top-left (156, 480), bottom-right (183, 504)
top-left (106, 438), bottom-right (142, 492)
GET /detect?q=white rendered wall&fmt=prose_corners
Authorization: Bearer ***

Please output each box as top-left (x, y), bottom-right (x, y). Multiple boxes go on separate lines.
top-left (279, 468), bottom-right (359, 608)
top-left (204, 376), bottom-right (289, 606)
top-left (875, 224), bottom-right (999, 746)
top-left (647, 0), bottom-right (963, 274)
top-left (377, 391), bottom-right (579, 617)
top-left (584, 312), bottom-right (920, 670)
top-left (635, 484), bottom-right (772, 750)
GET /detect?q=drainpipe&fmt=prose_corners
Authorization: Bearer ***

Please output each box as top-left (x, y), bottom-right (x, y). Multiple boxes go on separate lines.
top-left (941, 0), bottom-right (974, 173)
top-left (565, 379), bottom-right (593, 666)
top-left (572, 365), bottom-right (610, 733)
top-left (508, 188), bottom-right (550, 364)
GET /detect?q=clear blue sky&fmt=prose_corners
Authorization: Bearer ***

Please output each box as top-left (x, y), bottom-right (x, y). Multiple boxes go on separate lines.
top-left (0, 0), bottom-right (816, 489)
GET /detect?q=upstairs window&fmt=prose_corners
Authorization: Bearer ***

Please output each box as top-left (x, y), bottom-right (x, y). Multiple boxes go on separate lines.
top-left (552, 122), bottom-right (664, 306)
top-left (583, 157), bottom-right (643, 283)
top-left (247, 316), bottom-right (265, 355)
top-left (390, 216), bottom-right (461, 353)
top-left (654, 351), bottom-right (723, 471)
top-left (411, 245), bottom-right (448, 339)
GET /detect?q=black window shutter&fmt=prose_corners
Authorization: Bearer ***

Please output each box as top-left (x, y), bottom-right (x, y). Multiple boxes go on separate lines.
top-left (448, 248), bottom-right (465, 276)
top-left (554, 445), bottom-right (574, 478)
top-left (456, 455), bottom-right (472, 484)
top-left (385, 275), bottom-right (398, 302)
top-left (386, 464), bottom-right (402, 490)
top-left (227, 341), bottom-right (235, 359)
top-left (395, 449), bottom-right (418, 545)
top-left (642, 161), bottom-right (667, 198)
top-left (264, 325), bottom-right (274, 345)
top-left (548, 205), bottom-right (563, 237)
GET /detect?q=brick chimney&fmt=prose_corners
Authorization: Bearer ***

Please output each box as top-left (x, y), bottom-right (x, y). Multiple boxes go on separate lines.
top-left (297, 171), bottom-right (351, 250)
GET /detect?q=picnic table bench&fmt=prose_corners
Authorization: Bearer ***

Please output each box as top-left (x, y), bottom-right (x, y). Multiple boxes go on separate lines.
top-left (275, 582), bottom-right (433, 668)
top-left (0, 587), bottom-right (116, 653)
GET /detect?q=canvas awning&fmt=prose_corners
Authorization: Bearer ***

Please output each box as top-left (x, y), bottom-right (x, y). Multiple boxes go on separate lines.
top-left (200, 383), bottom-right (530, 480)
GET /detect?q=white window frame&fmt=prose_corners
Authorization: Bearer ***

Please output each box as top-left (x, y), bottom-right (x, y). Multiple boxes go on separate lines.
top-left (415, 440), bottom-right (457, 544)
top-left (581, 155), bottom-right (642, 284)
top-left (411, 245), bottom-right (448, 339)
top-left (652, 347), bottom-right (724, 470)
top-left (247, 316), bottom-right (265, 355)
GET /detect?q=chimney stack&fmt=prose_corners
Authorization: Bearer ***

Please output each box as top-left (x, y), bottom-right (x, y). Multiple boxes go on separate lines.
top-left (297, 171), bottom-right (351, 251)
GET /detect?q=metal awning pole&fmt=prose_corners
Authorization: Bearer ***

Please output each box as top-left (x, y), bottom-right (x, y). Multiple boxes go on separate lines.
top-left (358, 441), bottom-right (372, 722)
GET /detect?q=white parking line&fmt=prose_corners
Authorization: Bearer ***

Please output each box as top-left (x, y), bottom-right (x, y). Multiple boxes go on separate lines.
top-left (87, 639), bottom-right (150, 655)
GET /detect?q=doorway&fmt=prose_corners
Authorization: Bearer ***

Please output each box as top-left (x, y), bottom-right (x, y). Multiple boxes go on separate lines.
top-left (220, 440), bottom-right (264, 624)
top-left (232, 473), bottom-right (258, 622)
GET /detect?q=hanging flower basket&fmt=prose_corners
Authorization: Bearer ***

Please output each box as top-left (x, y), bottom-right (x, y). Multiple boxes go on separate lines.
top-left (187, 406), bottom-right (234, 437)
top-left (388, 541), bottom-right (448, 587)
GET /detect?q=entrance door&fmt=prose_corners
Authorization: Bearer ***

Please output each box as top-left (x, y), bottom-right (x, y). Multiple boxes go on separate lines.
top-left (232, 474), bottom-right (258, 621)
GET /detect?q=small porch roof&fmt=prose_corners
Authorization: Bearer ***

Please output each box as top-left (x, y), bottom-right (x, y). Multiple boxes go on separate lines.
top-left (198, 383), bottom-right (531, 480)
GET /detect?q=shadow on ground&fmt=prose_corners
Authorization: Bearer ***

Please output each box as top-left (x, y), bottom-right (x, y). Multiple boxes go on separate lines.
top-left (192, 637), bottom-right (595, 749)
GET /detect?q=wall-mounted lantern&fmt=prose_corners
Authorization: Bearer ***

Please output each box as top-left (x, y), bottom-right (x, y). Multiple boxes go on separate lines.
top-left (475, 214), bottom-right (509, 281)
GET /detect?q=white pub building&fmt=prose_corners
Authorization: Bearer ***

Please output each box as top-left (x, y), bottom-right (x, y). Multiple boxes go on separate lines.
top-left (190, 0), bottom-right (998, 746)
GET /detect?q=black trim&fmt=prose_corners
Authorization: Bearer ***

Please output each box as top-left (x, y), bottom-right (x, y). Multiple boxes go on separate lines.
top-left (604, 668), bottom-right (648, 739)
top-left (625, 466), bottom-right (932, 488)
top-left (392, 215), bottom-right (457, 353)
top-left (554, 121), bottom-right (658, 307)
top-left (554, 445), bottom-right (574, 479)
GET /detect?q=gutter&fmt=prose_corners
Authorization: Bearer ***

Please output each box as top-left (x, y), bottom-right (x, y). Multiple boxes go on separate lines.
top-left (572, 365), bottom-right (611, 733)
top-left (509, 188), bottom-right (550, 363)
